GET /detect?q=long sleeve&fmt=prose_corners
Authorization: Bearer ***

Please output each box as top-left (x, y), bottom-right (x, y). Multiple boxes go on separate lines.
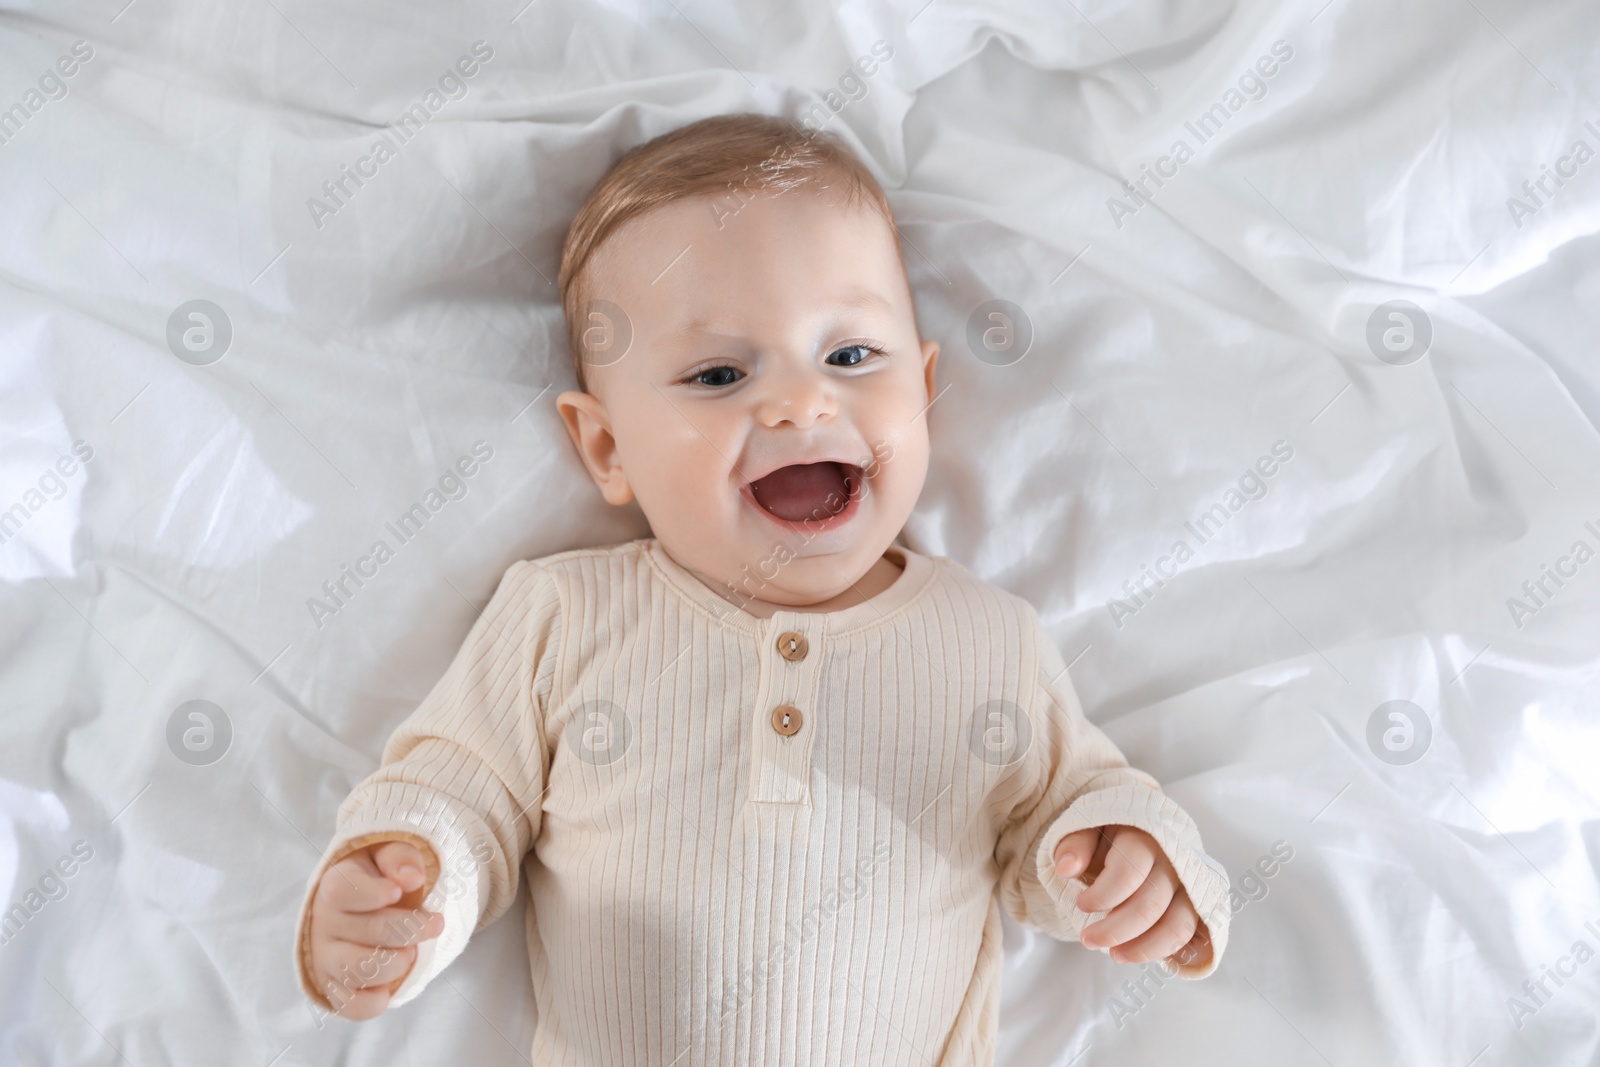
top-left (292, 559), bottom-right (563, 1013)
top-left (992, 608), bottom-right (1231, 979)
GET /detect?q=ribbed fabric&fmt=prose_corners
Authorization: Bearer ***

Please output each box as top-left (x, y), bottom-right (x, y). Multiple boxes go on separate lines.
top-left (294, 537), bottom-right (1231, 1064)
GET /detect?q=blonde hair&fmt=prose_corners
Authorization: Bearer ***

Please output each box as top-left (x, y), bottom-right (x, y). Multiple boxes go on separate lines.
top-left (556, 112), bottom-right (901, 394)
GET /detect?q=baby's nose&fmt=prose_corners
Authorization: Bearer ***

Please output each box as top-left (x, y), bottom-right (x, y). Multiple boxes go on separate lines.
top-left (756, 367), bottom-right (837, 427)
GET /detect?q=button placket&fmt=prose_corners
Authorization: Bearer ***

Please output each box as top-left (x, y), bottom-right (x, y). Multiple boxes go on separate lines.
top-left (749, 613), bottom-right (822, 804)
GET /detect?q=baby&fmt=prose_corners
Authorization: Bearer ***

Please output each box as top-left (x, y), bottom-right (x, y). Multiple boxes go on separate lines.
top-left (294, 113), bottom-right (1231, 1064)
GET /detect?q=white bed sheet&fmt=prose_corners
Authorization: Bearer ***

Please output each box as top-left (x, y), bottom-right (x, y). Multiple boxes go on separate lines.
top-left (2, 0), bottom-right (1598, 1064)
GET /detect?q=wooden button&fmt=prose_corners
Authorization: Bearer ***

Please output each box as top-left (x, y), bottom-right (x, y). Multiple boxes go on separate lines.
top-left (776, 631), bottom-right (808, 662)
top-left (771, 704), bottom-right (803, 736)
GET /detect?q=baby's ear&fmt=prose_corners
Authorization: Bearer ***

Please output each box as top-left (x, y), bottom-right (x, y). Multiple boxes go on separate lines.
top-left (920, 338), bottom-right (940, 402)
top-left (555, 389), bottom-right (634, 506)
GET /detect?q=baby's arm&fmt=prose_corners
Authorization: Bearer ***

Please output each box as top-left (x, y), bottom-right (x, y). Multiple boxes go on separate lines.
top-left (992, 610), bottom-right (1231, 979)
top-left (293, 560), bottom-right (561, 1018)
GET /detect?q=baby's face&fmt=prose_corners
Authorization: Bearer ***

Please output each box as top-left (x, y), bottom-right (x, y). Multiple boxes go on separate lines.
top-left (557, 185), bottom-right (939, 612)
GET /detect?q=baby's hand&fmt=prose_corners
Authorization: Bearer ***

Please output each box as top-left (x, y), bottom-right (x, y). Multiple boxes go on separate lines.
top-left (307, 840), bottom-right (443, 1020)
top-left (1053, 825), bottom-right (1210, 970)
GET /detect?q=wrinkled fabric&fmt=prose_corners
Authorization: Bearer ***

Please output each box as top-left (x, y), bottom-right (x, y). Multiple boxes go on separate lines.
top-left (1, 1), bottom-right (1597, 1064)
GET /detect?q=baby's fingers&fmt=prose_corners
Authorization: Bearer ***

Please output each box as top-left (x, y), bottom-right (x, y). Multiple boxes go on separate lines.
top-left (371, 841), bottom-right (429, 895)
top-left (318, 851), bottom-right (404, 915)
top-left (1073, 830), bottom-right (1154, 913)
top-left (322, 984), bottom-right (393, 1022)
top-left (1052, 828), bottom-right (1103, 880)
top-left (1105, 893), bottom-right (1199, 965)
top-left (1172, 923), bottom-right (1214, 970)
top-left (320, 904), bottom-right (444, 950)
top-left (1081, 868), bottom-right (1176, 951)
top-left (316, 939), bottom-right (416, 997)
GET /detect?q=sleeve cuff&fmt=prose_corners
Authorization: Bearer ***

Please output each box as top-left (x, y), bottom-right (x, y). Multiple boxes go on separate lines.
top-left (1028, 786), bottom-right (1232, 979)
top-left (294, 827), bottom-right (444, 1018)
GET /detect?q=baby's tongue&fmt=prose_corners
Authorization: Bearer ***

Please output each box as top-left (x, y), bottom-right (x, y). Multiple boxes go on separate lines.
top-left (750, 462), bottom-right (850, 522)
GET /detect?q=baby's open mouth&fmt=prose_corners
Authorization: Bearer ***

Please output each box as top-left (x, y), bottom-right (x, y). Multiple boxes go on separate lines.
top-left (747, 461), bottom-right (863, 524)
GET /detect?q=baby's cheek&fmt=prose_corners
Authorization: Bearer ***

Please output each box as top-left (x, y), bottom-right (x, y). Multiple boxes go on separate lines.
top-left (870, 428), bottom-right (925, 487)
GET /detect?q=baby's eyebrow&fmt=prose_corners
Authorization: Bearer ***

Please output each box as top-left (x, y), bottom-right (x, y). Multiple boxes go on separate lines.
top-left (675, 318), bottom-right (734, 337)
top-left (834, 291), bottom-right (894, 313)
top-left (674, 291), bottom-right (894, 336)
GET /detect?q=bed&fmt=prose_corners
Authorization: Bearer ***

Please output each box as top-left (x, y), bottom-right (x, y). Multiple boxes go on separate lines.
top-left (2, 0), bottom-right (1598, 1063)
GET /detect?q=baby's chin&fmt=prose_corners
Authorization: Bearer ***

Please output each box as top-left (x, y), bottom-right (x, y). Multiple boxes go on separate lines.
top-left (666, 531), bottom-right (892, 612)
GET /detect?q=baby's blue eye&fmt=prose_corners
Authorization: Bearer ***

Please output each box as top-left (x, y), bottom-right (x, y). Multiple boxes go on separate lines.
top-left (827, 344), bottom-right (877, 367)
top-left (693, 366), bottom-right (742, 388)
